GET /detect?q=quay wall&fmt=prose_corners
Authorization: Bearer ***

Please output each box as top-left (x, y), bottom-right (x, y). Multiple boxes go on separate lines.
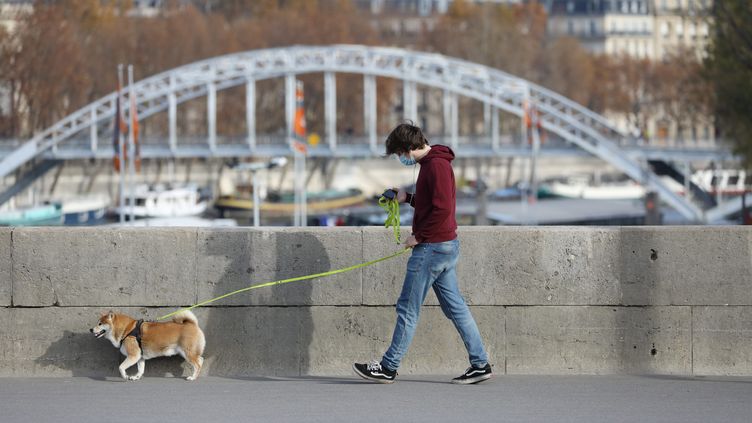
top-left (1, 226), bottom-right (750, 377)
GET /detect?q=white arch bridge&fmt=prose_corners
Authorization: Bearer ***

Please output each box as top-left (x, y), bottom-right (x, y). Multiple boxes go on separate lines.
top-left (0, 45), bottom-right (736, 222)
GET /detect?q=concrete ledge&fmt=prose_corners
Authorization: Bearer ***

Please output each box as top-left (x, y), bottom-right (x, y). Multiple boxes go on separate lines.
top-left (0, 228), bottom-right (10, 306)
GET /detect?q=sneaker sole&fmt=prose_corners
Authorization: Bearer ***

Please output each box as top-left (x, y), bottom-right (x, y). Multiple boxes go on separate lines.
top-left (352, 363), bottom-right (396, 384)
top-left (451, 373), bottom-right (492, 385)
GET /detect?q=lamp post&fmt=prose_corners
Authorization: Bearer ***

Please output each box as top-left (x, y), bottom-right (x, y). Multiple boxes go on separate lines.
top-left (233, 157), bottom-right (287, 227)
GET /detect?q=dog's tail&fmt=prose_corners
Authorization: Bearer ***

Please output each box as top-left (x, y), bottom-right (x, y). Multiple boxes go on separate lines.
top-left (171, 310), bottom-right (198, 325)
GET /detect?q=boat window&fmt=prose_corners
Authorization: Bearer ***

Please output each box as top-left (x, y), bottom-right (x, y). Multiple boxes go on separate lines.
top-left (136, 199), bottom-right (146, 206)
top-left (728, 175), bottom-right (740, 186)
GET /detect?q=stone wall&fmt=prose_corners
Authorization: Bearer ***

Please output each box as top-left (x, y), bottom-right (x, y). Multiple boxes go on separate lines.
top-left (1, 226), bottom-right (750, 377)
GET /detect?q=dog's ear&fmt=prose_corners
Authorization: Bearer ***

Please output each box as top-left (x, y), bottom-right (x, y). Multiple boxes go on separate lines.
top-left (108, 311), bottom-right (114, 320)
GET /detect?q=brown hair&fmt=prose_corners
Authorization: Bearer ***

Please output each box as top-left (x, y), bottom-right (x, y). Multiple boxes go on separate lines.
top-left (385, 121), bottom-right (429, 156)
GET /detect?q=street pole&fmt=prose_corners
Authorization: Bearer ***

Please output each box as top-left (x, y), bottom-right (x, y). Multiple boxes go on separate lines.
top-left (252, 170), bottom-right (260, 227)
top-left (117, 65), bottom-right (125, 224)
top-left (127, 65), bottom-right (136, 224)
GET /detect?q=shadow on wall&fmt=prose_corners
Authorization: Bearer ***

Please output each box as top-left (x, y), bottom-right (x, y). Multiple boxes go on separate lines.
top-left (34, 322), bottom-right (185, 379)
top-left (33, 230), bottom-right (327, 379)
top-left (34, 330), bottom-right (120, 378)
top-left (200, 229), bottom-right (326, 377)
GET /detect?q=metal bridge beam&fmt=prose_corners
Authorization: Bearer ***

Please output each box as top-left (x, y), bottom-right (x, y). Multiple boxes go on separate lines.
top-left (246, 78), bottom-right (256, 150)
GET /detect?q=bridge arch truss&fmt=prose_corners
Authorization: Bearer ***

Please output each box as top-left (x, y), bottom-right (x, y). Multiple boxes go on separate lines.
top-left (0, 45), bottom-right (706, 221)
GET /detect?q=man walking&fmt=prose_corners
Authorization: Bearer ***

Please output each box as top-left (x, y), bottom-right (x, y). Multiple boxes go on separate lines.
top-left (353, 122), bottom-right (492, 385)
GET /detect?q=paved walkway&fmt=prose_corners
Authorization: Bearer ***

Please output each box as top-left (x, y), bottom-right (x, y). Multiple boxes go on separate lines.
top-left (1, 374), bottom-right (751, 422)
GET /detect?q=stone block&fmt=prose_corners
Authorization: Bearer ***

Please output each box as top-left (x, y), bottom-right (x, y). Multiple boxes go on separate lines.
top-left (506, 306), bottom-right (691, 374)
top-left (12, 228), bottom-right (197, 306)
top-left (692, 306), bottom-right (752, 376)
top-left (0, 228), bottom-right (10, 306)
top-left (617, 227), bottom-right (752, 305)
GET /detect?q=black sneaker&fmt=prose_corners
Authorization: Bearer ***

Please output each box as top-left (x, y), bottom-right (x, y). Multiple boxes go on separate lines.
top-left (352, 360), bottom-right (397, 384)
top-left (452, 363), bottom-right (493, 385)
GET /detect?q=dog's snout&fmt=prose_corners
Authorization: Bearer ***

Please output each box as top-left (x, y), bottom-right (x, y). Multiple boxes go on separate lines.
top-left (89, 328), bottom-right (94, 333)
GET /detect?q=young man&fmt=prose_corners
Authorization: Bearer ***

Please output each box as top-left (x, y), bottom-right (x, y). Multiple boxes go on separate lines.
top-left (353, 122), bottom-right (492, 385)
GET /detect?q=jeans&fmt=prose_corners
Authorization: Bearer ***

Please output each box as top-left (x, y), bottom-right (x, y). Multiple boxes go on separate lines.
top-left (381, 238), bottom-right (488, 371)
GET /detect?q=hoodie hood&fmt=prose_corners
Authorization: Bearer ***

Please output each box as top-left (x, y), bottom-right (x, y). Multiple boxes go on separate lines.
top-left (418, 144), bottom-right (455, 164)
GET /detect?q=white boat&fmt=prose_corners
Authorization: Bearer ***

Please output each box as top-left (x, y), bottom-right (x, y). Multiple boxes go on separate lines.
top-left (691, 169), bottom-right (752, 196)
top-left (48, 195), bottom-right (110, 225)
top-left (546, 174), bottom-right (646, 200)
top-left (546, 168), bottom-right (752, 201)
top-left (111, 183), bottom-right (208, 218)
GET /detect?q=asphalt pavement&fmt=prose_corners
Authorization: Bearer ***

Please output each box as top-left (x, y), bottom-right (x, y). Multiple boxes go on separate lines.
top-left (1, 374), bottom-right (751, 422)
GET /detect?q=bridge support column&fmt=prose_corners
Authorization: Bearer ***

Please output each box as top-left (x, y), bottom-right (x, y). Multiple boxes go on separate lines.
top-left (207, 81), bottom-right (217, 152)
top-left (404, 80), bottom-right (417, 123)
top-left (364, 74), bottom-right (377, 153)
top-left (90, 109), bottom-right (97, 152)
top-left (443, 90), bottom-right (458, 150)
top-left (325, 72), bottom-right (336, 150)
top-left (491, 106), bottom-right (500, 151)
top-left (246, 78), bottom-right (256, 151)
top-left (484, 102), bottom-right (491, 142)
top-left (169, 75), bottom-right (177, 153)
top-left (286, 74), bottom-right (296, 143)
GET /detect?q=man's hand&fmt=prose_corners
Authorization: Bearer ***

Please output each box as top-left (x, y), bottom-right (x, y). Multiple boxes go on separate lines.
top-left (403, 235), bottom-right (419, 248)
top-left (396, 188), bottom-right (408, 203)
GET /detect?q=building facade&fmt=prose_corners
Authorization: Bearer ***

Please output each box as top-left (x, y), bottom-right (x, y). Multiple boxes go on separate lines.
top-left (546, 0), bottom-right (711, 60)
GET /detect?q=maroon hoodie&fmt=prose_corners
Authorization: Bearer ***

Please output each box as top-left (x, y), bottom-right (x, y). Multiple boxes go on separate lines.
top-left (406, 145), bottom-right (457, 244)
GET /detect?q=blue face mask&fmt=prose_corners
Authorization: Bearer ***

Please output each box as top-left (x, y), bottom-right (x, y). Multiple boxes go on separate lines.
top-left (399, 154), bottom-right (417, 166)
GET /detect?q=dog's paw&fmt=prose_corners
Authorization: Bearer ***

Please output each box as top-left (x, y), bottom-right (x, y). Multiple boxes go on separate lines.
top-left (127, 375), bottom-right (141, 381)
top-left (186, 376), bottom-right (196, 381)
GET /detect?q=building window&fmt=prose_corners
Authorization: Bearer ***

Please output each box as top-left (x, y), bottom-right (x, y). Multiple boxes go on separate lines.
top-left (590, 20), bottom-right (597, 36)
top-left (567, 1), bottom-right (575, 13)
top-left (568, 20), bottom-right (574, 35)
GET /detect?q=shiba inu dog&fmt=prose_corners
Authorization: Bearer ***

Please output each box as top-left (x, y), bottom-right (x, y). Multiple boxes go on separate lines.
top-left (90, 310), bottom-right (205, 381)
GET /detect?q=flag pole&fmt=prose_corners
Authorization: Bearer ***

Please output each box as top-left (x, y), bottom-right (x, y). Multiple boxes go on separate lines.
top-left (127, 65), bottom-right (136, 224)
top-left (117, 64), bottom-right (126, 224)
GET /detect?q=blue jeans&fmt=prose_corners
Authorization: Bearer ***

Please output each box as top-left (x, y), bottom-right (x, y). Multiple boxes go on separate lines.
top-left (381, 239), bottom-right (488, 371)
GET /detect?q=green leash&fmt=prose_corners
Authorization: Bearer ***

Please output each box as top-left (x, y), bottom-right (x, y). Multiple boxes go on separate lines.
top-left (378, 195), bottom-right (402, 244)
top-left (156, 197), bottom-right (406, 321)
